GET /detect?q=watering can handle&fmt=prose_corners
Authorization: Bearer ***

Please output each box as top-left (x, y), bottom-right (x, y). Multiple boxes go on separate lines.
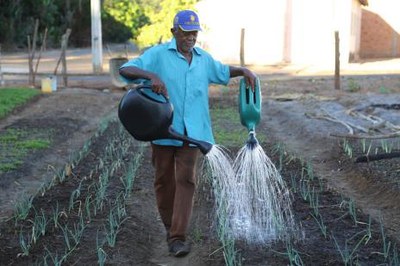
top-left (136, 85), bottom-right (169, 104)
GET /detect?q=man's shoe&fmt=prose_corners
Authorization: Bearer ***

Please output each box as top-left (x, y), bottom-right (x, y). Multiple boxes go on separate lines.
top-left (168, 240), bottom-right (190, 257)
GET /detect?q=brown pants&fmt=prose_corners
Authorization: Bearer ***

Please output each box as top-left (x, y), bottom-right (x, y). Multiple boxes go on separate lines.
top-left (151, 143), bottom-right (200, 243)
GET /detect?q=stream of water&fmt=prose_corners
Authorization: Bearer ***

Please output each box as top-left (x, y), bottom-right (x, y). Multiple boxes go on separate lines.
top-left (204, 143), bottom-right (298, 244)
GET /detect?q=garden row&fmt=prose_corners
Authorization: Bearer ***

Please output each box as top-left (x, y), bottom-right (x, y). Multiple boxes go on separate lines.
top-left (206, 140), bottom-right (400, 265)
top-left (0, 117), bottom-right (145, 265)
top-left (206, 104), bottom-right (400, 265)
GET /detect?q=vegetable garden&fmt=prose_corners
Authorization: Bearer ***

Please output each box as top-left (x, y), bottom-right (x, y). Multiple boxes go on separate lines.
top-left (0, 75), bottom-right (399, 265)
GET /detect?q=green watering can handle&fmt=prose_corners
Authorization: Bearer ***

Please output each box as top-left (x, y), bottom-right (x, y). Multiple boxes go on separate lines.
top-left (239, 77), bottom-right (262, 132)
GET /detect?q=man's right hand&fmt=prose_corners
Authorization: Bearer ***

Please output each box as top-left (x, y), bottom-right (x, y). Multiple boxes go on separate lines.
top-left (119, 66), bottom-right (168, 97)
top-left (149, 74), bottom-right (168, 97)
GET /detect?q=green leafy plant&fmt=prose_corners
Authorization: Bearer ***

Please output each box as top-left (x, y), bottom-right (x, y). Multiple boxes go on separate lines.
top-left (379, 86), bottom-right (391, 94)
top-left (347, 78), bottom-right (361, 92)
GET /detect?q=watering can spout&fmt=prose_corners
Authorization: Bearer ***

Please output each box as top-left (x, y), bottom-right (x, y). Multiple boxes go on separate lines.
top-left (167, 127), bottom-right (213, 155)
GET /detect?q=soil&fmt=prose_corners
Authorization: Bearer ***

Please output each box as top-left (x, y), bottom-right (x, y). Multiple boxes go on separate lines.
top-left (0, 73), bottom-right (399, 265)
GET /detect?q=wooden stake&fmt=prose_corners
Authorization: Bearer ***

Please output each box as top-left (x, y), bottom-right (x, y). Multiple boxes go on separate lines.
top-left (28, 19), bottom-right (39, 86)
top-left (240, 28), bottom-right (245, 67)
top-left (33, 27), bottom-right (48, 85)
top-left (334, 31), bottom-right (340, 90)
top-left (54, 29), bottom-right (72, 87)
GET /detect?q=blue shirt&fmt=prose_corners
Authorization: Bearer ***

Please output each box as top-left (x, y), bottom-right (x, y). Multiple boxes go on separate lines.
top-left (120, 38), bottom-right (230, 146)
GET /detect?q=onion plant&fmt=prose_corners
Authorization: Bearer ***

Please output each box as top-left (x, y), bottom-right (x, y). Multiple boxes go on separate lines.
top-left (309, 187), bottom-right (320, 217)
top-left (311, 213), bottom-right (327, 239)
top-left (299, 179), bottom-right (311, 201)
top-left (285, 240), bottom-right (304, 266)
top-left (14, 194), bottom-right (34, 224)
top-left (390, 243), bottom-right (399, 265)
top-left (68, 180), bottom-right (83, 211)
top-left (84, 194), bottom-right (93, 223)
top-left (273, 142), bottom-right (286, 171)
top-left (380, 139), bottom-right (392, 153)
top-left (379, 220), bottom-right (392, 260)
top-left (18, 232), bottom-right (31, 257)
top-left (342, 139), bottom-right (353, 158)
top-left (339, 199), bottom-right (358, 225)
top-left (272, 240), bottom-right (304, 266)
top-left (44, 247), bottom-right (63, 266)
top-left (31, 208), bottom-right (48, 244)
top-left (96, 230), bottom-right (107, 266)
top-left (332, 230), bottom-right (370, 265)
top-left (104, 209), bottom-right (119, 248)
top-left (51, 202), bottom-right (61, 229)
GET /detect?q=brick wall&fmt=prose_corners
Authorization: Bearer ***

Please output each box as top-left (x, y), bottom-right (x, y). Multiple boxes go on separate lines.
top-left (360, 1), bottom-right (400, 58)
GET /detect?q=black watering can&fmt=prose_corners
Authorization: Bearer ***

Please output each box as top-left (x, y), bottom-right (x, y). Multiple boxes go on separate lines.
top-left (118, 85), bottom-right (213, 155)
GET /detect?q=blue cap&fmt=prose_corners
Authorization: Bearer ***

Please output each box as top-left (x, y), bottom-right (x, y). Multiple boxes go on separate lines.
top-left (173, 10), bottom-right (202, 31)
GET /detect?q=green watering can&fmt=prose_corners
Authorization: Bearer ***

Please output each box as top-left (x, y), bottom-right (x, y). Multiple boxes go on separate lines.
top-left (238, 77), bottom-right (262, 148)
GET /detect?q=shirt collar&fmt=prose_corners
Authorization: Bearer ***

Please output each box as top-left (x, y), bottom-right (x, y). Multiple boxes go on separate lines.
top-left (168, 38), bottom-right (201, 56)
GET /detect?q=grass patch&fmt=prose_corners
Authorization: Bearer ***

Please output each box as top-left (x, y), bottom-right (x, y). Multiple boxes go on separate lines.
top-left (211, 106), bottom-right (246, 146)
top-left (0, 128), bottom-right (52, 173)
top-left (0, 88), bottom-right (40, 119)
top-left (211, 105), bottom-right (266, 146)
top-left (18, 139), bottom-right (51, 149)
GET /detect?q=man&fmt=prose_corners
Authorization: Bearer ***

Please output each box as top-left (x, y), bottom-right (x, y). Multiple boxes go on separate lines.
top-left (119, 10), bottom-right (257, 257)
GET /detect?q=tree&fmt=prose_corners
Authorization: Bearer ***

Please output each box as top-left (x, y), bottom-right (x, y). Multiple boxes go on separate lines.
top-left (135, 0), bottom-right (198, 49)
top-left (102, 0), bottom-right (150, 42)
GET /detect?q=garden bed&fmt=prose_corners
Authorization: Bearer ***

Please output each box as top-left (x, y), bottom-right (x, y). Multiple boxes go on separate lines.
top-left (0, 75), bottom-right (399, 265)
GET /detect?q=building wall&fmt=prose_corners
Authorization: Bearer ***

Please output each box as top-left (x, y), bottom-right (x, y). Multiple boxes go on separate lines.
top-left (197, 0), bottom-right (354, 66)
top-left (349, 0), bottom-right (362, 61)
top-left (359, 0), bottom-right (400, 58)
top-left (289, 0), bottom-right (352, 66)
top-left (197, 0), bottom-right (286, 65)
top-left (196, 0), bottom-right (399, 66)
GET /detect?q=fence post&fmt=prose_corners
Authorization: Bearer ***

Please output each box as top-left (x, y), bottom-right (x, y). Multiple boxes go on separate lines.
top-left (334, 31), bottom-right (340, 90)
top-left (240, 28), bottom-right (245, 67)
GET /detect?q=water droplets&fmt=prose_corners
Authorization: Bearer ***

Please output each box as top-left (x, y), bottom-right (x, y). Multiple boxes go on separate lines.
top-left (204, 143), bottom-right (298, 244)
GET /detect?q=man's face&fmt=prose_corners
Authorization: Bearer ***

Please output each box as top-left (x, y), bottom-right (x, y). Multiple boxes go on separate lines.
top-left (172, 27), bottom-right (198, 54)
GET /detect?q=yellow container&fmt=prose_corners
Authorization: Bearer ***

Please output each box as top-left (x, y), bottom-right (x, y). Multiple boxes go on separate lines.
top-left (41, 76), bottom-right (57, 93)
